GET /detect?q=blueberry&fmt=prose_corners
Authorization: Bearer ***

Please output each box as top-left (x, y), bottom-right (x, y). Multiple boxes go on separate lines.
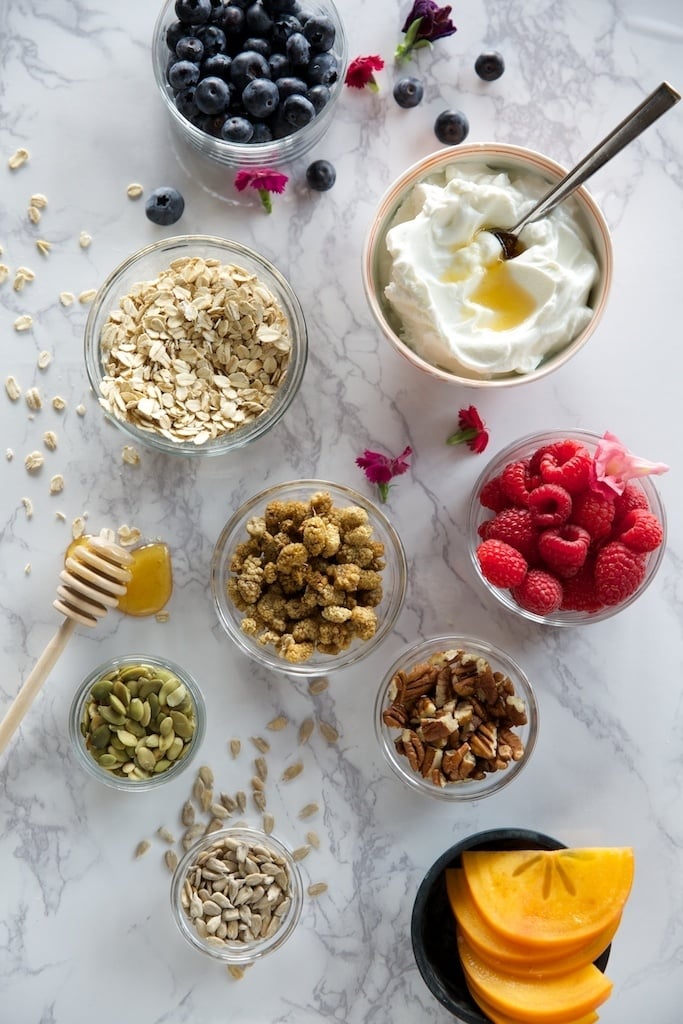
top-left (305, 51), bottom-right (338, 86)
top-left (393, 76), bottom-right (423, 109)
top-left (270, 13), bottom-right (302, 47)
top-left (217, 4), bottom-right (245, 35)
top-left (268, 52), bottom-right (290, 79)
top-left (306, 83), bottom-right (330, 113)
top-left (434, 109), bottom-right (469, 145)
top-left (175, 35), bottom-right (204, 62)
top-left (306, 159), bottom-right (335, 191)
top-left (275, 75), bottom-right (307, 100)
top-left (262, 0), bottom-right (298, 12)
top-left (251, 121), bottom-right (274, 143)
top-left (200, 112), bottom-right (228, 136)
top-left (282, 92), bottom-right (315, 128)
top-left (201, 52), bottom-right (232, 81)
top-left (168, 59), bottom-right (201, 90)
top-left (475, 51), bottom-right (505, 81)
top-left (174, 0), bottom-right (212, 25)
top-left (166, 20), bottom-right (187, 50)
top-left (175, 85), bottom-right (200, 118)
top-left (195, 75), bottom-right (231, 113)
top-left (243, 36), bottom-right (272, 58)
top-left (245, 1), bottom-right (273, 35)
top-left (230, 50), bottom-right (270, 90)
top-left (145, 187), bottom-right (185, 226)
top-left (242, 77), bottom-right (279, 118)
top-left (286, 32), bottom-right (310, 66)
top-left (220, 115), bottom-right (254, 142)
top-left (302, 15), bottom-right (335, 52)
top-left (208, 0), bottom-right (226, 22)
top-left (196, 24), bottom-right (227, 56)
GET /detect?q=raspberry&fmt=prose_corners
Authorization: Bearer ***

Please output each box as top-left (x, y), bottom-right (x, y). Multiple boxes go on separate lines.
top-left (476, 539), bottom-right (528, 588)
top-left (615, 509), bottom-right (664, 553)
top-left (612, 482), bottom-right (649, 526)
top-left (528, 483), bottom-right (572, 528)
top-left (511, 569), bottom-right (563, 616)
top-left (478, 475), bottom-right (510, 513)
top-left (500, 459), bottom-right (539, 507)
top-left (538, 439), bottom-right (592, 494)
top-left (537, 524), bottom-right (591, 577)
top-left (560, 560), bottom-right (603, 613)
top-left (570, 489), bottom-right (615, 541)
top-left (485, 508), bottom-right (538, 563)
top-left (594, 541), bottom-right (647, 606)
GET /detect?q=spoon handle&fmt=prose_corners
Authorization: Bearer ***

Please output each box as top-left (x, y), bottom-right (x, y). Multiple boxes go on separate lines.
top-left (512, 81), bottom-right (681, 235)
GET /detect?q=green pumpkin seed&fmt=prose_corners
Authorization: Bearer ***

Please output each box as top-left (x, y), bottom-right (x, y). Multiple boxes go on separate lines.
top-left (136, 747), bottom-right (156, 772)
top-left (90, 724), bottom-right (112, 749)
top-left (99, 705), bottom-right (126, 727)
top-left (166, 736), bottom-right (184, 761)
top-left (158, 731), bottom-right (175, 754)
top-left (108, 693), bottom-right (128, 717)
top-left (158, 678), bottom-right (180, 706)
top-left (97, 753), bottom-right (119, 769)
top-left (139, 678), bottom-right (162, 699)
top-left (128, 697), bottom-right (144, 722)
top-left (90, 679), bottom-right (113, 701)
top-left (153, 758), bottom-right (171, 774)
top-left (119, 665), bottom-right (147, 683)
top-left (147, 693), bottom-right (160, 720)
top-left (111, 680), bottom-right (130, 706)
top-left (170, 711), bottom-right (194, 739)
top-left (165, 683), bottom-right (187, 708)
top-left (117, 728), bottom-right (139, 748)
top-left (159, 715), bottom-right (174, 737)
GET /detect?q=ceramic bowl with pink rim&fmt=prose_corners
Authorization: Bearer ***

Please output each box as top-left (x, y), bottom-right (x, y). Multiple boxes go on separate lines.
top-left (362, 144), bottom-right (613, 388)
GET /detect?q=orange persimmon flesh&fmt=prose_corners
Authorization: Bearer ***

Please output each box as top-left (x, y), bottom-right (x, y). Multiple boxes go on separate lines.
top-left (471, 988), bottom-right (598, 1024)
top-left (446, 868), bottom-right (620, 975)
top-left (461, 847), bottom-right (634, 950)
top-left (458, 933), bottom-right (613, 1024)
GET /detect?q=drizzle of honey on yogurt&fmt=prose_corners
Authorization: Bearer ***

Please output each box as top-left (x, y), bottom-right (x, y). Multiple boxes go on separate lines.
top-left (442, 236), bottom-right (537, 330)
top-left (65, 537), bottom-right (172, 617)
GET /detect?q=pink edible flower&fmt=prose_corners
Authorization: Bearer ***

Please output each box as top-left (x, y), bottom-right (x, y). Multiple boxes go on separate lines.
top-left (396, 1), bottom-right (457, 63)
top-left (345, 55), bottom-right (385, 92)
top-left (446, 406), bottom-right (489, 453)
top-left (234, 168), bottom-right (288, 214)
top-left (592, 431), bottom-right (669, 497)
top-left (356, 445), bottom-right (412, 502)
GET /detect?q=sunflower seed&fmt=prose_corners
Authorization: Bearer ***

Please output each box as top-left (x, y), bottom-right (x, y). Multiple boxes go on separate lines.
top-left (318, 720), bottom-right (339, 744)
top-left (219, 792), bottom-right (237, 812)
top-left (254, 756), bottom-right (268, 781)
top-left (235, 790), bottom-right (247, 812)
top-left (308, 677), bottom-right (329, 695)
top-left (199, 765), bottom-right (214, 788)
top-left (250, 735), bottom-right (270, 754)
top-left (298, 802), bottom-right (319, 820)
top-left (298, 718), bottom-right (314, 745)
top-left (281, 761), bottom-right (303, 782)
top-left (306, 830), bottom-right (320, 849)
top-left (307, 882), bottom-right (328, 897)
top-left (292, 845), bottom-right (310, 861)
top-left (262, 813), bottom-right (275, 834)
top-left (164, 849), bottom-right (179, 873)
top-left (134, 839), bottom-right (151, 858)
top-left (229, 737), bottom-right (241, 758)
top-left (157, 826), bottom-right (176, 844)
top-left (266, 715), bottom-right (288, 731)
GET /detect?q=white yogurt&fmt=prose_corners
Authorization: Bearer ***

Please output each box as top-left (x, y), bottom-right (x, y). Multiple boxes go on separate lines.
top-left (382, 162), bottom-right (599, 377)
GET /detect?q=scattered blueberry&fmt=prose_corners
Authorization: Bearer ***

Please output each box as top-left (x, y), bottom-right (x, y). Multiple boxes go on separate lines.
top-left (306, 159), bottom-right (336, 192)
top-left (220, 115), bottom-right (254, 142)
top-left (474, 51), bottom-right (505, 81)
top-left (434, 109), bottom-right (469, 146)
top-left (175, 35), bottom-right (204, 62)
top-left (393, 77), bottom-right (424, 109)
top-left (174, 0), bottom-right (211, 26)
top-left (243, 77), bottom-right (280, 118)
top-left (145, 187), bottom-right (185, 226)
top-left (195, 75), bottom-right (230, 114)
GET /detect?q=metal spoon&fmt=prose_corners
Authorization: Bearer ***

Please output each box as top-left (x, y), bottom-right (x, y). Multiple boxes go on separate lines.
top-left (490, 81), bottom-right (680, 260)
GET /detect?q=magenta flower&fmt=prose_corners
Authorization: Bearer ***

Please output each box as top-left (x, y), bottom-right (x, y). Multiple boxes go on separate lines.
top-left (345, 55), bottom-right (385, 92)
top-left (446, 406), bottom-right (489, 453)
top-left (396, 1), bottom-right (457, 63)
top-left (234, 168), bottom-right (288, 213)
top-left (591, 431), bottom-right (669, 497)
top-left (356, 445), bottom-right (412, 502)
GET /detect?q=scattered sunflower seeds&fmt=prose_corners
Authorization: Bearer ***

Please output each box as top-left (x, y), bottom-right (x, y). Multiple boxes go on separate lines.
top-left (281, 761), bottom-right (303, 782)
top-left (307, 882), bottom-right (328, 897)
top-left (298, 802), bottom-right (319, 820)
top-left (308, 677), bottom-right (329, 695)
top-left (250, 736), bottom-right (270, 754)
top-left (306, 830), bottom-right (320, 850)
top-left (318, 720), bottom-right (339, 744)
top-left (181, 800), bottom-right (195, 827)
top-left (164, 849), bottom-right (179, 873)
top-left (292, 845), bottom-right (310, 861)
top-left (134, 839), bottom-right (151, 858)
top-left (254, 756), bottom-right (268, 782)
top-left (157, 826), bottom-right (176, 844)
top-left (262, 812), bottom-right (275, 834)
top-left (266, 715), bottom-right (288, 732)
top-left (229, 738), bottom-right (241, 758)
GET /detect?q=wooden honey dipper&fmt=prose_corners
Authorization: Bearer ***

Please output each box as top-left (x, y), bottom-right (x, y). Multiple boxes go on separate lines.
top-left (0, 535), bottom-right (133, 756)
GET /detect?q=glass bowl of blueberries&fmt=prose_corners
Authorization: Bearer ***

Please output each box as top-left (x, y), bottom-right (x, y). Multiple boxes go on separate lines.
top-left (153, 0), bottom-right (348, 169)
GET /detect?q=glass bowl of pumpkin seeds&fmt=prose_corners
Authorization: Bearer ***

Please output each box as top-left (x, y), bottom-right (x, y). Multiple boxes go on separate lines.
top-left (170, 825), bottom-right (304, 963)
top-left (69, 653), bottom-right (205, 791)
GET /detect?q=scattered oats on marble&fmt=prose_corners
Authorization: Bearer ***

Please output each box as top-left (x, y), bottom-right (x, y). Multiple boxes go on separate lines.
top-left (13, 269), bottom-right (33, 291)
top-left (52, 395), bottom-right (66, 411)
top-left (121, 444), bottom-right (141, 466)
top-left (36, 239), bottom-right (51, 256)
top-left (0, 264), bottom-right (9, 284)
top-left (43, 430), bottom-right (57, 450)
top-left (30, 193), bottom-right (48, 209)
top-left (55, 510), bottom-right (66, 521)
top-left (5, 376), bottom-right (21, 401)
top-left (76, 403), bottom-right (86, 416)
top-left (27, 205), bottom-right (41, 225)
top-left (71, 515), bottom-right (86, 539)
top-left (21, 497), bottom-right (33, 518)
top-left (24, 563), bottom-right (31, 575)
top-left (25, 387), bottom-right (42, 410)
top-left (59, 291), bottom-right (75, 307)
top-left (6, 449), bottom-right (14, 461)
top-left (8, 147), bottom-right (30, 169)
top-left (134, 839), bottom-right (151, 858)
top-left (127, 182), bottom-right (144, 199)
top-left (49, 474), bottom-right (64, 495)
top-left (117, 524), bottom-right (141, 546)
top-left (24, 450), bottom-right (44, 472)
top-left (14, 314), bottom-right (33, 332)
top-left (79, 231), bottom-right (92, 249)
top-left (155, 610), bottom-right (170, 623)
top-left (37, 350), bottom-right (52, 370)
top-left (78, 289), bottom-right (96, 304)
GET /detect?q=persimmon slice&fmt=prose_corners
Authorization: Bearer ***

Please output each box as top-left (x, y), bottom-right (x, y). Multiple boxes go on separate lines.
top-left (461, 847), bottom-right (634, 949)
top-left (471, 988), bottom-right (599, 1024)
top-left (458, 933), bottom-right (613, 1023)
top-left (446, 868), bottom-right (619, 974)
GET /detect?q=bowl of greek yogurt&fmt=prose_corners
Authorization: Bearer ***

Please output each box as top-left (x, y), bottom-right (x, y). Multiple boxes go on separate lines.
top-left (362, 144), bottom-right (613, 388)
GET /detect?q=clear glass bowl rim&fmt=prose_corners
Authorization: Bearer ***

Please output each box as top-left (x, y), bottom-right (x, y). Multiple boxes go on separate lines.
top-left (374, 634), bottom-right (538, 801)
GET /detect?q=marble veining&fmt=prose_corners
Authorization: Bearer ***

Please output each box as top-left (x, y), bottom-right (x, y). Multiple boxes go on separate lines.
top-left (1, 0), bottom-right (682, 1021)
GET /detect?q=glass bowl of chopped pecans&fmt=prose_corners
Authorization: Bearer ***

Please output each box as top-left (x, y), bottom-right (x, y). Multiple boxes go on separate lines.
top-left (170, 825), bottom-right (304, 963)
top-left (83, 235), bottom-right (307, 457)
top-left (211, 479), bottom-right (408, 676)
top-left (374, 636), bottom-right (538, 800)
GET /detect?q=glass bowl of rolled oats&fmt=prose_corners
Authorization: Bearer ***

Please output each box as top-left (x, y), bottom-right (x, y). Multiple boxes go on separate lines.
top-left (170, 825), bottom-right (303, 963)
top-left (69, 653), bottom-right (206, 792)
top-left (211, 479), bottom-right (408, 676)
top-left (374, 636), bottom-right (538, 801)
top-left (83, 235), bottom-right (307, 457)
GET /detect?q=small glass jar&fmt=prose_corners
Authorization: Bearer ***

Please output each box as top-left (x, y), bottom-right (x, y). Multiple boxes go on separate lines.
top-left (211, 479), bottom-right (408, 676)
top-left (69, 653), bottom-right (205, 792)
top-left (84, 235), bottom-right (308, 457)
top-left (375, 636), bottom-right (538, 801)
top-left (170, 826), bottom-right (303, 963)
top-left (467, 428), bottom-right (667, 625)
top-left (152, 0), bottom-right (348, 171)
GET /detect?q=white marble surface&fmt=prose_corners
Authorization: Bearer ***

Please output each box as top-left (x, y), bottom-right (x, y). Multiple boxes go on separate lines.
top-left (1, 1), bottom-right (682, 1021)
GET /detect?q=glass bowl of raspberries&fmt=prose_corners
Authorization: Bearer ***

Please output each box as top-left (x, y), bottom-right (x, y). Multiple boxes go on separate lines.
top-left (467, 429), bottom-right (667, 625)
top-left (153, 0), bottom-right (347, 169)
